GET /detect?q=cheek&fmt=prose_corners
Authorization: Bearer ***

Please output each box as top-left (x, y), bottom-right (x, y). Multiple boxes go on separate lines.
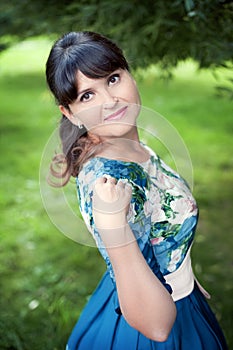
top-left (77, 105), bottom-right (103, 129)
top-left (135, 89), bottom-right (141, 104)
top-left (127, 82), bottom-right (141, 104)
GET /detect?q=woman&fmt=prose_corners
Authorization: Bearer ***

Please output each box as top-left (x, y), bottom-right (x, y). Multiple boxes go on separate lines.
top-left (45, 31), bottom-right (228, 349)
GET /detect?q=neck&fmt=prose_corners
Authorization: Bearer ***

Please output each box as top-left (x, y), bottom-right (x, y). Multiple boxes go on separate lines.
top-left (92, 128), bottom-right (150, 163)
top-left (105, 125), bottom-right (140, 142)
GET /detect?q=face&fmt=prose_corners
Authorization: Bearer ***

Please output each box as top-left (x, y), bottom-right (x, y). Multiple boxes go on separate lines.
top-left (59, 69), bottom-right (141, 139)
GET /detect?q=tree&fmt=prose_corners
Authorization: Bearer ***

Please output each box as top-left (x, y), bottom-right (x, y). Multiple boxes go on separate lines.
top-left (0, 0), bottom-right (232, 70)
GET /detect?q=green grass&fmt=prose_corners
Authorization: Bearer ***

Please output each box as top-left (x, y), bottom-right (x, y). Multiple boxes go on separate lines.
top-left (0, 39), bottom-right (232, 349)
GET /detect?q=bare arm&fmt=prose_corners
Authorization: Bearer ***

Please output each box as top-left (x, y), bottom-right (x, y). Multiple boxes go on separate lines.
top-left (93, 177), bottom-right (176, 342)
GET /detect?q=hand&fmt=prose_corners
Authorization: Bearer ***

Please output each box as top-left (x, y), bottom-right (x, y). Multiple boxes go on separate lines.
top-left (92, 176), bottom-right (132, 230)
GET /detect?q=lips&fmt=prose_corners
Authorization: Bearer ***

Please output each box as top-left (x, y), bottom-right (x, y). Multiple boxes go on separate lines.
top-left (104, 106), bottom-right (128, 121)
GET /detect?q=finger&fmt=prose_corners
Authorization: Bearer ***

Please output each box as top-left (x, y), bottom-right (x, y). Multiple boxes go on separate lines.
top-left (125, 182), bottom-right (132, 193)
top-left (116, 180), bottom-right (125, 189)
top-left (117, 180), bottom-right (132, 192)
top-left (106, 177), bottom-right (117, 185)
top-left (95, 176), bottom-right (107, 185)
top-left (124, 183), bottom-right (133, 201)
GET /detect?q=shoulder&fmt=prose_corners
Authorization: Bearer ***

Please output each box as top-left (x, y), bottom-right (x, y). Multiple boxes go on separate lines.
top-left (77, 156), bottom-right (150, 187)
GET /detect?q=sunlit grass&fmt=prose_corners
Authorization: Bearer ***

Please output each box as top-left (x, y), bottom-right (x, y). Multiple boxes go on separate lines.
top-left (0, 39), bottom-right (232, 349)
top-left (0, 37), bottom-right (53, 74)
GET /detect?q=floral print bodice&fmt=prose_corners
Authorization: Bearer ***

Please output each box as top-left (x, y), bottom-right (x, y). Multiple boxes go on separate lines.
top-left (76, 145), bottom-right (198, 282)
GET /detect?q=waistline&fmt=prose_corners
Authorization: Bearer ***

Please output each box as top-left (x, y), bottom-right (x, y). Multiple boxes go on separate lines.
top-left (164, 245), bottom-right (211, 301)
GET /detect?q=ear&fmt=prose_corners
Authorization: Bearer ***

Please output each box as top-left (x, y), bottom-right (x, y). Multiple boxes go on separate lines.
top-left (59, 105), bottom-right (80, 126)
top-left (59, 105), bottom-right (72, 121)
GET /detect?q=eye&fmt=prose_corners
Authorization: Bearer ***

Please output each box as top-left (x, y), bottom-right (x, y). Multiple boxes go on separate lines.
top-left (108, 73), bottom-right (120, 86)
top-left (80, 91), bottom-right (93, 102)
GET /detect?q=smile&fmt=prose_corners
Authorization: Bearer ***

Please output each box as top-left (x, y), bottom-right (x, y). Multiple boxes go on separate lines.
top-left (104, 106), bottom-right (128, 122)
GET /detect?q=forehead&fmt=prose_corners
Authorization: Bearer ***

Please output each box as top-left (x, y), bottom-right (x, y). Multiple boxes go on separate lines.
top-left (75, 68), bottom-right (131, 94)
top-left (75, 69), bottom-right (112, 93)
top-left (76, 70), bottom-right (99, 88)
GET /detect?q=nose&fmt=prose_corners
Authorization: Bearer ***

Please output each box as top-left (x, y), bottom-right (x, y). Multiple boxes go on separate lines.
top-left (102, 89), bottom-right (118, 109)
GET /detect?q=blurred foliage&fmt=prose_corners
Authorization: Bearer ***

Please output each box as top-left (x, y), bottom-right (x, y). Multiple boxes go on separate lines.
top-left (0, 0), bottom-right (232, 72)
top-left (215, 77), bottom-right (233, 99)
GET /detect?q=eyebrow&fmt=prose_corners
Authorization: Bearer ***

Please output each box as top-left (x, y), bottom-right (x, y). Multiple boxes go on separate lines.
top-left (77, 70), bottom-right (121, 98)
top-left (77, 88), bottom-right (92, 98)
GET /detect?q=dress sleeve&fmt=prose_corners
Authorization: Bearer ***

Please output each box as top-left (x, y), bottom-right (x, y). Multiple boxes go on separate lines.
top-left (76, 157), bottom-right (149, 249)
top-left (76, 157), bottom-right (172, 313)
top-left (76, 158), bottom-right (133, 281)
top-left (76, 160), bottom-right (112, 257)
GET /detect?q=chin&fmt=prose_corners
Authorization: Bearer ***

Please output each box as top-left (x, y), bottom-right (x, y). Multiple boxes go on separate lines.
top-left (91, 123), bottom-right (136, 138)
top-left (108, 126), bottom-right (136, 138)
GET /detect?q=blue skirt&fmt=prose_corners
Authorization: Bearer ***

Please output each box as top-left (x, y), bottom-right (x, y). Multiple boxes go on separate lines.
top-left (66, 271), bottom-right (228, 350)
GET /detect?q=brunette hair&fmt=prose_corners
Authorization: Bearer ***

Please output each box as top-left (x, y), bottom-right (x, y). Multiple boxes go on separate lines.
top-left (45, 31), bottom-right (129, 186)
